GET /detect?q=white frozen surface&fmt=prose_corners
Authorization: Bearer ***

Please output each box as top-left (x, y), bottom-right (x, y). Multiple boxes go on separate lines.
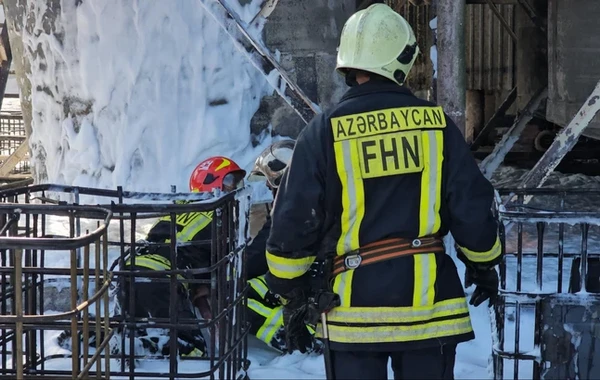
top-left (22, 0), bottom-right (274, 192)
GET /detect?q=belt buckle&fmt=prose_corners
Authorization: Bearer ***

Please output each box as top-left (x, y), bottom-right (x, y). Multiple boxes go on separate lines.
top-left (344, 254), bottom-right (362, 270)
top-left (412, 239), bottom-right (422, 248)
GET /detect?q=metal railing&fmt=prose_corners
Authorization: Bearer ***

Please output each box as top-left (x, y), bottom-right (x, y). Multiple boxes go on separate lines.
top-left (0, 203), bottom-right (113, 380)
top-left (0, 184), bottom-right (252, 379)
top-left (493, 188), bottom-right (600, 380)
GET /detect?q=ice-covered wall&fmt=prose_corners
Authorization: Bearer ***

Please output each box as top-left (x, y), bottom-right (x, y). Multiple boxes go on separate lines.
top-left (3, 0), bottom-right (274, 192)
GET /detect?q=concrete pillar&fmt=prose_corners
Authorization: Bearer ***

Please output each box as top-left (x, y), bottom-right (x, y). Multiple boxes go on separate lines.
top-left (251, 0), bottom-right (356, 139)
top-left (436, 0), bottom-right (466, 136)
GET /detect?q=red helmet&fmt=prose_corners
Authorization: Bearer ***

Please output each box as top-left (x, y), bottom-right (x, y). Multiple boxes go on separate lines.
top-left (189, 156), bottom-right (246, 193)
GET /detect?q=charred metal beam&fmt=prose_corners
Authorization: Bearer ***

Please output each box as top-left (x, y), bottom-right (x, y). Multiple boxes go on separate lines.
top-left (480, 87), bottom-right (547, 179)
top-left (197, 0), bottom-right (320, 125)
top-left (484, 0), bottom-right (518, 42)
top-left (519, 80), bottom-right (600, 189)
top-left (471, 86), bottom-right (517, 150)
top-left (515, 0), bottom-right (546, 33)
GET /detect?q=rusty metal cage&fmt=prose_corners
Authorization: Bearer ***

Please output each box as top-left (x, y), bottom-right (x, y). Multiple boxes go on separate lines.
top-left (0, 184), bottom-right (252, 380)
top-left (0, 202), bottom-right (113, 380)
top-left (493, 188), bottom-right (600, 380)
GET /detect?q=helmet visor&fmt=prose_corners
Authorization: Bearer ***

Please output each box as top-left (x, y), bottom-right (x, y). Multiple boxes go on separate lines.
top-left (222, 171), bottom-right (245, 193)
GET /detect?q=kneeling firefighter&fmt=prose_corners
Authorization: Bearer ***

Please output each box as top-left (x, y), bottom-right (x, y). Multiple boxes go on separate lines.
top-left (263, 4), bottom-right (503, 380)
top-left (56, 156), bottom-right (247, 357)
top-left (245, 140), bottom-right (322, 354)
top-left (113, 156), bottom-right (246, 357)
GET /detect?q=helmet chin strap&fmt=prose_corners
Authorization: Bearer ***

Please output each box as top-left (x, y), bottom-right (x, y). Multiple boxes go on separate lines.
top-left (345, 70), bottom-right (359, 87)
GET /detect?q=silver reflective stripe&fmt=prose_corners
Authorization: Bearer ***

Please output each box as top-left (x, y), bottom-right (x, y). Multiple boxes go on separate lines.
top-left (248, 277), bottom-right (269, 298)
top-left (413, 253), bottom-right (437, 307)
top-left (340, 140), bottom-right (358, 253)
top-left (257, 307), bottom-right (283, 343)
top-left (327, 297), bottom-right (469, 323)
top-left (327, 316), bottom-right (473, 343)
top-left (424, 131), bottom-right (439, 235)
top-left (179, 212), bottom-right (212, 240)
top-left (247, 298), bottom-right (272, 318)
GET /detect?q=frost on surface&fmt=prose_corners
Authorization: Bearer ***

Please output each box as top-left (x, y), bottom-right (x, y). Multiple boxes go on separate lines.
top-left (19, 0), bottom-right (274, 192)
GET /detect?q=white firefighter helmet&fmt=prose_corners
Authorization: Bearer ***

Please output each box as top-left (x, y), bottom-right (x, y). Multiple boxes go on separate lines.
top-left (336, 3), bottom-right (419, 86)
top-left (248, 140), bottom-right (295, 189)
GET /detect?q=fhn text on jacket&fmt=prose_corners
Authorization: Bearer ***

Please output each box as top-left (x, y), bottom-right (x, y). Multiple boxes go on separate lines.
top-left (264, 3), bottom-right (502, 380)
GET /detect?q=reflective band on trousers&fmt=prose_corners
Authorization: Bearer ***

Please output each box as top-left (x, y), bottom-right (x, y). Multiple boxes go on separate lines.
top-left (326, 315), bottom-right (473, 344)
top-left (459, 236), bottom-right (502, 263)
top-left (326, 297), bottom-right (469, 324)
top-left (266, 251), bottom-right (316, 280)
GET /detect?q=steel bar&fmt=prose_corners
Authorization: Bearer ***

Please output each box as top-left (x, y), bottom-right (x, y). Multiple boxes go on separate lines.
top-left (197, 0), bottom-right (320, 124)
top-left (518, 80), bottom-right (600, 189)
top-left (471, 87), bottom-right (517, 150)
top-left (480, 87), bottom-right (547, 179)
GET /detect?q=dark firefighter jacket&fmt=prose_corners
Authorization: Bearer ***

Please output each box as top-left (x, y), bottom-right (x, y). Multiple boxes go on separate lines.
top-left (124, 209), bottom-right (214, 286)
top-left (265, 80), bottom-right (502, 352)
top-left (246, 208), bottom-right (271, 279)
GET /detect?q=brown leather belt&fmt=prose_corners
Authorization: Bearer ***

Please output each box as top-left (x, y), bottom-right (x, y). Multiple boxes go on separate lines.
top-left (332, 236), bottom-right (445, 277)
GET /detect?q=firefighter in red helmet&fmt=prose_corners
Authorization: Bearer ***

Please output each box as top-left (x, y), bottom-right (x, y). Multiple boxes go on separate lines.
top-left (116, 156), bottom-right (246, 357)
top-left (57, 156), bottom-right (247, 357)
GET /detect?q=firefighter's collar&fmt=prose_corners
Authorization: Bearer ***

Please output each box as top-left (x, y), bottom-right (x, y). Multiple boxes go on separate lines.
top-left (340, 81), bottom-right (414, 102)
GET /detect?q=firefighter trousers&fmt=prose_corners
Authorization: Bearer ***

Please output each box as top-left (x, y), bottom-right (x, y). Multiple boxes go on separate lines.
top-left (117, 276), bottom-right (206, 356)
top-left (330, 344), bottom-right (456, 379)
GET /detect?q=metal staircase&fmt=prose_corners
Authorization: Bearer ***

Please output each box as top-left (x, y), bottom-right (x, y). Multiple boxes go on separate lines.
top-left (0, 21), bottom-right (30, 185)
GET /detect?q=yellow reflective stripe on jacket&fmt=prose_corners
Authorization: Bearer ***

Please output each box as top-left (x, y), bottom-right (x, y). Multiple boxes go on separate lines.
top-left (124, 255), bottom-right (187, 286)
top-left (248, 276), bottom-right (269, 299)
top-left (155, 211), bottom-right (213, 243)
top-left (249, 298), bottom-right (284, 345)
top-left (332, 270), bottom-right (354, 307)
top-left (326, 297), bottom-right (469, 324)
top-left (458, 236), bottom-right (502, 263)
top-left (326, 315), bottom-right (473, 344)
top-left (247, 298), bottom-right (273, 318)
top-left (266, 251), bottom-right (316, 280)
top-left (413, 253), bottom-right (437, 307)
top-left (334, 138), bottom-right (366, 255)
top-left (179, 211), bottom-right (212, 241)
top-left (418, 130), bottom-right (444, 236)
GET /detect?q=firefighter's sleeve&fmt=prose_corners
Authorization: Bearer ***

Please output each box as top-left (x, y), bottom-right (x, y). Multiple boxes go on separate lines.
top-left (443, 119), bottom-right (502, 267)
top-left (246, 214), bottom-right (271, 279)
top-left (265, 117), bottom-right (327, 288)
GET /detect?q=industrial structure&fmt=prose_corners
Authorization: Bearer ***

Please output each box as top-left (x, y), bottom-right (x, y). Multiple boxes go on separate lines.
top-left (1, 1), bottom-right (600, 379)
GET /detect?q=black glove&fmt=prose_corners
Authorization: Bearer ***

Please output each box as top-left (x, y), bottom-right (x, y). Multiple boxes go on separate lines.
top-left (464, 266), bottom-right (499, 307)
top-left (280, 289), bottom-right (340, 354)
top-left (282, 305), bottom-right (315, 354)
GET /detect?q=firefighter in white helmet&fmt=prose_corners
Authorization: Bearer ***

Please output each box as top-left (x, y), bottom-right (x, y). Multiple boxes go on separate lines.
top-left (244, 140), bottom-right (322, 354)
top-left (264, 4), bottom-right (502, 379)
